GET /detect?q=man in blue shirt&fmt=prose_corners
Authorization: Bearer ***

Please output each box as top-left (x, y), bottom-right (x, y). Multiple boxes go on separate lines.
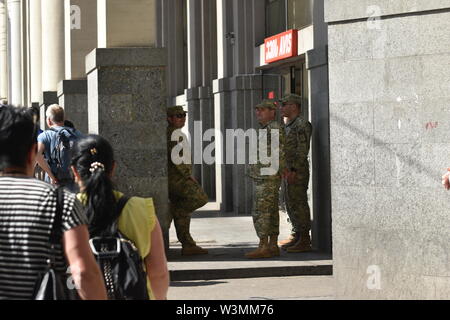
top-left (36, 104), bottom-right (83, 192)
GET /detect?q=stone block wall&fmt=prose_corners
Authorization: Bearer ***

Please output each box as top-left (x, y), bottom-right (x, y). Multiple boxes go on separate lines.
top-left (326, 0), bottom-right (450, 299)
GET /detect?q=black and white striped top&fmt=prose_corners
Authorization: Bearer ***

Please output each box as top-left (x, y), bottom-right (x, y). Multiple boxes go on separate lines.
top-left (0, 177), bottom-right (88, 300)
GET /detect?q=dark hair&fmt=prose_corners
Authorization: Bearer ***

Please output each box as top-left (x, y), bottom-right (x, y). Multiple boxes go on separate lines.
top-left (70, 135), bottom-right (118, 236)
top-left (0, 105), bottom-right (37, 171)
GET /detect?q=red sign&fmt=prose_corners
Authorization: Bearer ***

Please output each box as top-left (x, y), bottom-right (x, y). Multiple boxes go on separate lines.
top-left (264, 29), bottom-right (298, 64)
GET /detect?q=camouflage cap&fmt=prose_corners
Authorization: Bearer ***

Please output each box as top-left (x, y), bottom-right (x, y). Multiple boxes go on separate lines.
top-left (280, 93), bottom-right (302, 106)
top-left (167, 106), bottom-right (187, 116)
top-left (255, 99), bottom-right (277, 110)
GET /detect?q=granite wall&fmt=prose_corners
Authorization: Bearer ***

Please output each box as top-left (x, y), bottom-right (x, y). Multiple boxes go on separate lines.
top-left (326, 0), bottom-right (450, 299)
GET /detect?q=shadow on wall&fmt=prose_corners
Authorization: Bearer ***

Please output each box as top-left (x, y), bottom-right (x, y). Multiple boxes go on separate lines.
top-left (331, 114), bottom-right (443, 184)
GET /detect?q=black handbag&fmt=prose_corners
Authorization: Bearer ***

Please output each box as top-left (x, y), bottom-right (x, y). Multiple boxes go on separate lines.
top-left (33, 187), bottom-right (79, 300)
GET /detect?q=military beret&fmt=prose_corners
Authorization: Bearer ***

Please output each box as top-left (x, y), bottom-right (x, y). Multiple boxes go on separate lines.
top-left (255, 99), bottom-right (277, 110)
top-left (167, 106), bottom-right (187, 116)
top-left (280, 94), bottom-right (302, 106)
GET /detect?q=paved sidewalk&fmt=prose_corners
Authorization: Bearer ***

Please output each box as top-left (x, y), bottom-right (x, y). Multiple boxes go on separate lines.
top-left (167, 212), bottom-right (333, 281)
top-left (169, 276), bottom-right (335, 300)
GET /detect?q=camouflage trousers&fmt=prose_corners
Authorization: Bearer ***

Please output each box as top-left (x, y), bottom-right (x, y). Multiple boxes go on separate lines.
top-left (282, 176), bottom-right (311, 235)
top-left (169, 177), bottom-right (208, 246)
top-left (252, 179), bottom-right (281, 239)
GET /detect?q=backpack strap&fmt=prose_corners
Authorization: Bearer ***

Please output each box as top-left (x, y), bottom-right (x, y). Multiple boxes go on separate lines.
top-left (116, 195), bottom-right (130, 216)
top-left (50, 187), bottom-right (65, 245)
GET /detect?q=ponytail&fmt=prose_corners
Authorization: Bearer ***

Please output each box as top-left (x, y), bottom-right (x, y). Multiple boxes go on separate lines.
top-left (70, 135), bottom-right (118, 236)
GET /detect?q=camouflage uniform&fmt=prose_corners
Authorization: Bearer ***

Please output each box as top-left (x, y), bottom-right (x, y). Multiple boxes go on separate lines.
top-left (282, 114), bottom-right (312, 236)
top-left (247, 103), bottom-right (285, 239)
top-left (167, 109), bottom-right (208, 247)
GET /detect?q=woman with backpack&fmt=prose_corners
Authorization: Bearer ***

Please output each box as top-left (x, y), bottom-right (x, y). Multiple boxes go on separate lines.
top-left (70, 134), bottom-right (169, 300)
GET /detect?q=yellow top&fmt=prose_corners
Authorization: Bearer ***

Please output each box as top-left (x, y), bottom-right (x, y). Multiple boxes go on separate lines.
top-left (77, 191), bottom-right (157, 300)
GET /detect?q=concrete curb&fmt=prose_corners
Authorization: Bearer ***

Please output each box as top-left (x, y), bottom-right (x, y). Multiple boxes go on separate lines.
top-left (170, 264), bottom-right (333, 281)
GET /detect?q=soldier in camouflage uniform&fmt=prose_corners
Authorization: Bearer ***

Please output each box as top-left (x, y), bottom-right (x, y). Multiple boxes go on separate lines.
top-left (246, 100), bottom-right (285, 259)
top-left (279, 94), bottom-right (313, 253)
top-left (167, 106), bottom-right (209, 255)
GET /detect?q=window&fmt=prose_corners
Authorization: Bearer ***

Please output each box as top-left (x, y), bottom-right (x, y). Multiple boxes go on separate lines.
top-left (287, 0), bottom-right (313, 30)
top-left (265, 0), bottom-right (286, 38)
top-left (265, 0), bottom-right (313, 39)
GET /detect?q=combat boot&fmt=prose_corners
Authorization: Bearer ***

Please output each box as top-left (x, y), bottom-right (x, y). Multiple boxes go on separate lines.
top-left (268, 235), bottom-right (280, 257)
top-left (279, 233), bottom-right (300, 250)
top-left (182, 244), bottom-right (208, 256)
top-left (286, 233), bottom-right (312, 253)
top-left (245, 237), bottom-right (272, 259)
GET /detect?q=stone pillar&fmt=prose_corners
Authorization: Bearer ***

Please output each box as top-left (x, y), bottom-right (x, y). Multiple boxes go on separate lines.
top-left (58, 79), bottom-right (87, 134)
top-left (64, 0), bottom-right (97, 80)
top-left (213, 74), bottom-right (281, 214)
top-left (93, 0), bottom-right (169, 246)
top-left (0, 1), bottom-right (7, 101)
top-left (86, 47), bottom-right (168, 231)
top-left (158, 0), bottom-right (186, 99)
top-left (40, 0), bottom-right (65, 128)
top-left (59, 0), bottom-right (97, 135)
top-left (307, 0), bottom-right (332, 253)
top-left (7, 0), bottom-right (22, 106)
top-left (29, 0), bottom-right (42, 105)
top-left (97, 0), bottom-right (157, 48)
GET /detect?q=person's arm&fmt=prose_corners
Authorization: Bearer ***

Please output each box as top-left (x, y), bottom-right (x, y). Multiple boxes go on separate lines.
top-left (35, 142), bottom-right (58, 183)
top-left (144, 219), bottom-right (169, 300)
top-left (62, 225), bottom-right (108, 300)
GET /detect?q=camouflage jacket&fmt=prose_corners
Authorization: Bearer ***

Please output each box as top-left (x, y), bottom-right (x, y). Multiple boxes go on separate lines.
top-left (247, 120), bottom-right (285, 180)
top-left (167, 126), bottom-right (192, 181)
top-left (283, 116), bottom-right (312, 173)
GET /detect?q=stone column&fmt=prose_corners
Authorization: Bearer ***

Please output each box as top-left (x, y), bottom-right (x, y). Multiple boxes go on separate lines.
top-left (29, 0), bottom-right (42, 105)
top-left (64, 0), bottom-right (97, 80)
top-left (6, 0), bottom-right (22, 106)
top-left (40, 0), bottom-right (65, 128)
top-left (58, 0), bottom-right (97, 134)
top-left (0, 1), bottom-right (7, 101)
top-left (92, 0), bottom-right (169, 239)
top-left (158, 0), bottom-right (186, 100)
top-left (58, 79), bottom-right (87, 133)
top-left (97, 0), bottom-right (157, 48)
top-left (307, 0), bottom-right (331, 254)
top-left (212, 74), bottom-right (281, 214)
top-left (86, 47), bottom-right (168, 233)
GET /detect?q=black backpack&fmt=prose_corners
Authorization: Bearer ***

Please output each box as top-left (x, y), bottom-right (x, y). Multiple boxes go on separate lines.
top-left (89, 196), bottom-right (150, 300)
top-left (49, 127), bottom-right (79, 182)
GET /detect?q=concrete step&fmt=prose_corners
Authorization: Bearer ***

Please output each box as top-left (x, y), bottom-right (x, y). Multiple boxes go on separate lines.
top-left (168, 244), bottom-right (333, 281)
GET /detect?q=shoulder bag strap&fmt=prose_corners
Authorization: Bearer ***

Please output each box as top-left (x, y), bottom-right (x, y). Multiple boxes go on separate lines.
top-left (107, 195), bottom-right (130, 235)
top-left (50, 187), bottom-right (64, 245)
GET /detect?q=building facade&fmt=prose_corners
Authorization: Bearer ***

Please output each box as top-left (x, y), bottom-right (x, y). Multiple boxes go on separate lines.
top-left (326, 0), bottom-right (450, 299)
top-left (1, 0), bottom-right (449, 300)
top-left (0, 0), bottom-right (332, 254)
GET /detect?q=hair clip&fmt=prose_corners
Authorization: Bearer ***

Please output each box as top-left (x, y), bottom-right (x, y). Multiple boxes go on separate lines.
top-left (89, 162), bottom-right (105, 173)
top-left (90, 148), bottom-right (98, 156)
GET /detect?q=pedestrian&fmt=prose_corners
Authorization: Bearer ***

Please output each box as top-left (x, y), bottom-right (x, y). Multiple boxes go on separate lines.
top-left (167, 106), bottom-right (209, 256)
top-left (246, 100), bottom-right (285, 259)
top-left (35, 104), bottom-right (83, 192)
top-left (278, 93), bottom-right (313, 253)
top-left (70, 134), bottom-right (169, 300)
top-left (0, 104), bottom-right (107, 300)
